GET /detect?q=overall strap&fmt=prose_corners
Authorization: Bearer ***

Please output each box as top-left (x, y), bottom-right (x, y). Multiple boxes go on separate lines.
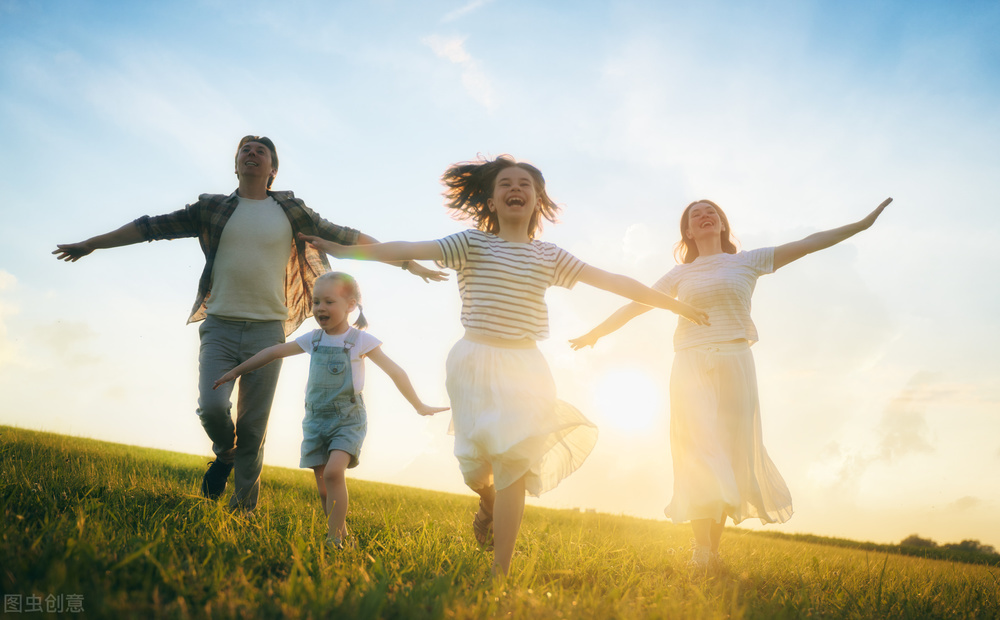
top-left (342, 327), bottom-right (360, 352)
top-left (310, 329), bottom-right (324, 352)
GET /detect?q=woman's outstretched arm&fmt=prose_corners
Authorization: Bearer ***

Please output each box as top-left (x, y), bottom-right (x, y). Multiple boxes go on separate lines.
top-left (773, 197), bottom-right (892, 270)
top-left (569, 302), bottom-right (652, 350)
top-left (575, 265), bottom-right (709, 325)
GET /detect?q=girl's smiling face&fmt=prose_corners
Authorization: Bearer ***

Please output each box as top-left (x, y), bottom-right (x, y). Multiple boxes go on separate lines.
top-left (312, 279), bottom-right (357, 334)
top-left (488, 166), bottom-right (539, 222)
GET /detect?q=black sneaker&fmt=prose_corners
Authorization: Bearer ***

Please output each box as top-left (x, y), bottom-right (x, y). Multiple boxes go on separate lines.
top-left (201, 460), bottom-right (233, 500)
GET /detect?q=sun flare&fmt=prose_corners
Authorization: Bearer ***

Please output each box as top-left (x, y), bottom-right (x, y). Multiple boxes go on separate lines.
top-left (591, 367), bottom-right (664, 434)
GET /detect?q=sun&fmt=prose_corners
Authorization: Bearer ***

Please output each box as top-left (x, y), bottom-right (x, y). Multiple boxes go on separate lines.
top-left (591, 367), bottom-right (664, 433)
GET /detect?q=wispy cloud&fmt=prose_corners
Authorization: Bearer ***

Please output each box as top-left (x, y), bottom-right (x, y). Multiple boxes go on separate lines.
top-left (947, 496), bottom-right (985, 512)
top-left (812, 372), bottom-right (938, 488)
top-left (422, 34), bottom-right (495, 111)
top-left (442, 0), bottom-right (495, 23)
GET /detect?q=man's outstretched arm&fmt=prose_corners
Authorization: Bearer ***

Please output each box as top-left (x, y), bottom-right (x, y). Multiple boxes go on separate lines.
top-left (53, 222), bottom-right (146, 262)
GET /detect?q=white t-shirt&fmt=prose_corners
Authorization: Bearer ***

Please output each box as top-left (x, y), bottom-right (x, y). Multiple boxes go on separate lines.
top-left (294, 328), bottom-right (383, 394)
top-left (435, 229), bottom-right (587, 340)
top-left (208, 196), bottom-right (293, 321)
top-left (653, 248), bottom-right (774, 351)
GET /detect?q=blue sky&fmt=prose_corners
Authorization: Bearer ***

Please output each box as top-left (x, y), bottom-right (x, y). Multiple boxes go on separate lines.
top-left (2, 0), bottom-right (999, 550)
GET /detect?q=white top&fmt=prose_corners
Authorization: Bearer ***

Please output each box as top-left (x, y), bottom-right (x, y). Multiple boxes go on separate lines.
top-left (207, 196), bottom-right (292, 321)
top-left (436, 229), bottom-right (587, 340)
top-left (652, 248), bottom-right (774, 351)
top-left (294, 328), bottom-right (383, 394)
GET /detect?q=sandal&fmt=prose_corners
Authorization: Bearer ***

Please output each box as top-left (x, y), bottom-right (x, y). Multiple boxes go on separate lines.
top-left (473, 498), bottom-right (494, 549)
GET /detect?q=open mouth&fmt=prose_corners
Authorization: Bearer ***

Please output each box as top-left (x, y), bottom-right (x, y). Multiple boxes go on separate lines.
top-left (506, 197), bottom-right (525, 206)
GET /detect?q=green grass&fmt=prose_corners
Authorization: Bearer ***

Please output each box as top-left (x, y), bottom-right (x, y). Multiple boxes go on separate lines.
top-left (2, 425), bottom-right (997, 619)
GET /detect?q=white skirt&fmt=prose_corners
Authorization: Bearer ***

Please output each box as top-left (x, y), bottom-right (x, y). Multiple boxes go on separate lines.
top-left (665, 341), bottom-right (793, 525)
top-left (445, 335), bottom-right (598, 496)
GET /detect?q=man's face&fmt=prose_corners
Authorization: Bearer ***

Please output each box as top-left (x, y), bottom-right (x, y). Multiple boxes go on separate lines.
top-left (236, 140), bottom-right (277, 186)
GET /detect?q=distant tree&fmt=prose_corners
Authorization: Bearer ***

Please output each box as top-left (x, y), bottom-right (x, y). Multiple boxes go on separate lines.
top-left (900, 534), bottom-right (937, 548)
top-left (942, 540), bottom-right (997, 555)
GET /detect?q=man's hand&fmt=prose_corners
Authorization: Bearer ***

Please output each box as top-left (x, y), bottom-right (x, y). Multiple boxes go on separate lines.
top-left (52, 242), bottom-right (96, 262)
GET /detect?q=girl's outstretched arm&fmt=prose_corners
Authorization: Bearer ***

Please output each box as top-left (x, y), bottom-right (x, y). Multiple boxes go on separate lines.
top-left (569, 302), bottom-right (652, 350)
top-left (576, 265), bottom-right (710, 326)
top-left (355, 232), bottom-right (448, 282)
top-left (213, 342), bottom-right (304, 389)
top-left (298, 233), bottom-right (445, 264)
top-left (365, 346), bottom-right (449, 417)
top-left (773, 197), bottom-right (892, 270)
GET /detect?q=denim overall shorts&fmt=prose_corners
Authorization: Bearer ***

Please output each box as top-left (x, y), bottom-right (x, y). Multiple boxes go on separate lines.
top-left (299, 328), bottom-right (368, 469)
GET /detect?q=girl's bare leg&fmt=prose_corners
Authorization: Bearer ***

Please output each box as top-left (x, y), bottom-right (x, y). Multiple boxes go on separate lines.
top-left (323, 450), bottom-right (353, 541)
top-left (475, 484), bottom-right (495, 520)
top-left (312, 465), bottom-right (328, 514)
top-left (691, 519), bottom-right (712, 549)
top-left (492, 475), bottom-right (526, 576)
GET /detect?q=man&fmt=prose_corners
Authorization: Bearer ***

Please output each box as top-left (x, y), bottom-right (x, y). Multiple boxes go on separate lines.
top-left (53, 135), bottom-right (443, 511)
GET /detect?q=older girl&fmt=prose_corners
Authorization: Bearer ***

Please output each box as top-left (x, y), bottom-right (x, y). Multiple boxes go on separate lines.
top-left (298, 155), bottom-right (709, 575)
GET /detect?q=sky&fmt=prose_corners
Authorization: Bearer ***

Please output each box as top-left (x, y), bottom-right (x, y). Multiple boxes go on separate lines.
top-left (2, 0), bottom-right (998, 551)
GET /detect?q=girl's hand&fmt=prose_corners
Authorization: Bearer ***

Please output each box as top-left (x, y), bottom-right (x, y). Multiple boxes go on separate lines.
top-left (213, 373), bottom-right (236, 390)
top-left (297, 232), bottom-right (347, 257)
top-left (568, 333), bottom-right (599, 350)
top-left (678, 303), bottom-right (710, 326)
top-left (406, 261), bottom-right (449, 283)
top-left (416, 404), bottom-right (449, 417)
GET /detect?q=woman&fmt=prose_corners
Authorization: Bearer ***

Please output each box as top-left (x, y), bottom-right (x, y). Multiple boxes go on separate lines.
top-left (570, 197), bottom-right (892, 569)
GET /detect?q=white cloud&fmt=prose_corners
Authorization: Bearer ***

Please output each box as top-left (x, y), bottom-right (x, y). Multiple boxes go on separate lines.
top-left (422, 34), bottom-right (495, 111)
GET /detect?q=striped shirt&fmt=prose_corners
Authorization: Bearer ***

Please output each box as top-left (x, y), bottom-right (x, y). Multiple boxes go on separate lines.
top-left (436, 229), bottom-right (587, 341)
top-left (134, 189), bottom-right (359, 335)
top-left (652, 248), bottom-right (774, 351)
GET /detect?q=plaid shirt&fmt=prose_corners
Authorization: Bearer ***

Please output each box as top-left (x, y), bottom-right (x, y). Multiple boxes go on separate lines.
top-left (134, 190), bottom-right (359, 335)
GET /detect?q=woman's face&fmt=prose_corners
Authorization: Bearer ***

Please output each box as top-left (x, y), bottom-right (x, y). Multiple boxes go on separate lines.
top-left (685, 201), bottom-right (724, 241)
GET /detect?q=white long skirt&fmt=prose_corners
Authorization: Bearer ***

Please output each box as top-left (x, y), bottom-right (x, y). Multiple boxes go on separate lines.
top-left (446, 336), bottom-right (598, 497)
top-left (665, 341), bottom-right (793, 525)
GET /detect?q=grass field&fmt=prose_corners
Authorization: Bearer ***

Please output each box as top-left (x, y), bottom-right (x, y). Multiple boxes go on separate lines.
top-left (2, 425), bottom-right (997, 619)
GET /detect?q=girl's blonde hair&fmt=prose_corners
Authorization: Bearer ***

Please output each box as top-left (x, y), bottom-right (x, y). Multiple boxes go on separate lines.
top-left (314, 271), bottom-right (368, 329)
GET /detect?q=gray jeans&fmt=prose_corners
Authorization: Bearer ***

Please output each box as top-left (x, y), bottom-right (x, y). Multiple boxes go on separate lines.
top-left (197, 316), bottom-right (285, 511)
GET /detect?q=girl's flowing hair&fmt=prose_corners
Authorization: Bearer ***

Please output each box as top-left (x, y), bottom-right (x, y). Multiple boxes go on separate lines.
top-left (315, 271), bottom-right (368, 329)
top-left (673, 199), bottom-right (739, 264)
top-left (441, 154), bottom-right (560, 240)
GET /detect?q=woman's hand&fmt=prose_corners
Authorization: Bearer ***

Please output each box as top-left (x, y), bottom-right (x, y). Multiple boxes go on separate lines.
top-left (568, 333), bottom-right (600, 350)
top-left (859, 197), bottom-right (893, 231)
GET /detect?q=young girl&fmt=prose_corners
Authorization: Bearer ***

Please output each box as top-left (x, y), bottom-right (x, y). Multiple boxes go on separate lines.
top-left (214, 271), bottom-right (447, 549)
top-left (570, 197), bottom-right (893, 569)
top-left (297, 155), bottom-right (709, 575)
